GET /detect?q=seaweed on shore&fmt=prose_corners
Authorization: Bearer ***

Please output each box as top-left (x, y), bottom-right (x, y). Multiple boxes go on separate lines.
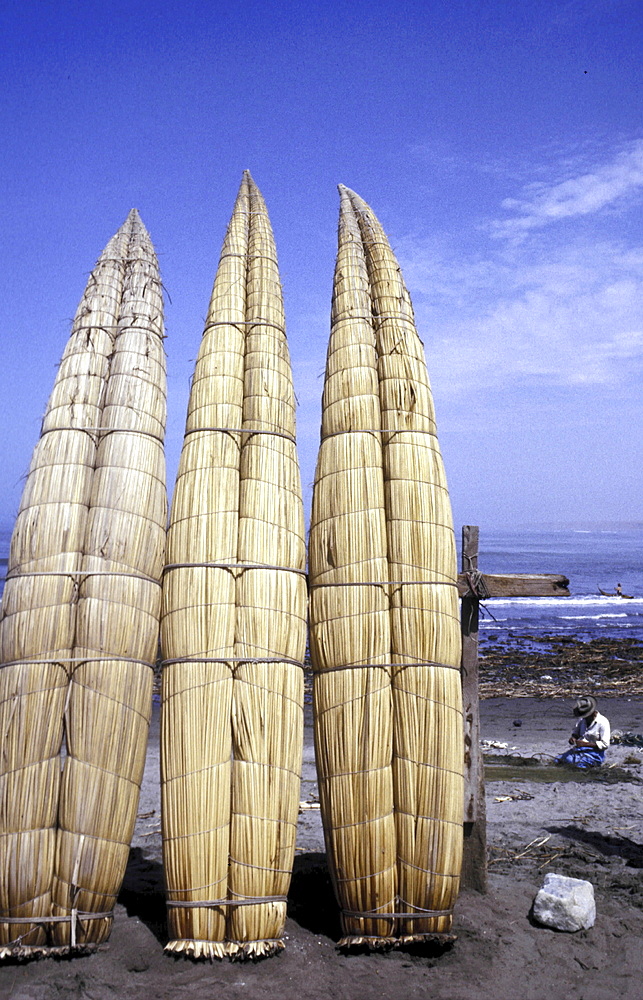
top-left (478, 636), bottom-right (643, 698)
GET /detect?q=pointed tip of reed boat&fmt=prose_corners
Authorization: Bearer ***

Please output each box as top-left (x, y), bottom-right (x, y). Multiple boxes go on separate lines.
top-left (343, 187), bottom-right (371, 213)
top-left (238, 169), bottom-right (261, 203)
top-left (121, 207), bottom-right (149, 235)
top-left (337, 186), bottom-right (375, 226)
top-left (337, 183), bottom-right (360, 203)
top-left (122, 207), bottom-right (155, 248)
top-left (337, 183), bottom-right (361, 199)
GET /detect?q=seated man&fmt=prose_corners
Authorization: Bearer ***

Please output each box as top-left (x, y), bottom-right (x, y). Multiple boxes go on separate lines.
top-left (556, 695), bottom-right (610, 769)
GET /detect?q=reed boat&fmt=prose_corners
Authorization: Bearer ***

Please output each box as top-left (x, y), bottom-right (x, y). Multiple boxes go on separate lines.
top-left (0, 211), bottom-right (167, 956)
top-left (161, 172), bottom-right (306, 959)
top-left (308, 186), bottom-right (463, 949)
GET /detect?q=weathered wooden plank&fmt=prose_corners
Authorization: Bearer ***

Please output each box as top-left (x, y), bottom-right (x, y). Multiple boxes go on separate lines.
top-left (460, 526), bottom-right (487, 893)
top-left (457, 572), bottom-right (570, 598)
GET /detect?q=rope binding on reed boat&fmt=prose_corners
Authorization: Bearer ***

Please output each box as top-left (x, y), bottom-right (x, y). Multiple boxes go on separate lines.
top-left (160, 655), bottom-right (303, 668)
top-left (0, 654), bottom-right (155, 671)
top-left (72, 322), bottom-right (163, 330)
top-left (202, 319), bottom-right (285, 333)
top-left (309, 579), bottom-right (457, 588)
top-left (167, 895), bottom-right (287, 909)
top-left (6, 569), bottom-right (161, 585)
top-left (1, 909), bottom-right (114, 950)
top-left (311, 659), bottom-right (462, 675)
top-left (342, 905), bottom-right (453, 920)
top-left (181, 427), bottom-right (296, 443)
top-left (39, 426), bottom-right (165, 443)
top-left (320, 427), bottom-right (437, 439)
top-left (163, 561), bottom-right (305, 575)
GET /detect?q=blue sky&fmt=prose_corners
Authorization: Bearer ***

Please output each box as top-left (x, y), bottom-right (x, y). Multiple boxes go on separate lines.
top-left (1, 0), bottom-right (641, 533)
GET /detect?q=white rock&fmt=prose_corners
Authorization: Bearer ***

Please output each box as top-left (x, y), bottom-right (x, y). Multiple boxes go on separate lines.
top-left (532, 873), bottom-right (596, 932)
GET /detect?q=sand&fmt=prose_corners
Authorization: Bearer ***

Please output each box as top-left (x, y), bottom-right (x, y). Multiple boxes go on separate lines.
top-left (1, 692), bottom-right (642, 1000)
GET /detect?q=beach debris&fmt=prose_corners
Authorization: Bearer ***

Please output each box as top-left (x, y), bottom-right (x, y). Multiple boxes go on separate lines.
top-left (489, 835), bottom-right (587, 873)
top-left (515, 836), bottom-right (550, 858)
top-left (478, 636), bottom-right (643, 699)
top-left (532, 873), bottom-right (596, 932)
top-left (492, 792), bottom-right (534, 803)
top-left (489, 835), bottom-right (560, 870)
top-left (611, 731), bottom-right (643, 747)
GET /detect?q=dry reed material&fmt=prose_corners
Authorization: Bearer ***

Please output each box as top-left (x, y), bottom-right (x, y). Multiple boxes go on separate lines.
top-left (309, 186), bottom-right (463, 948)
top-left (0, 210), bottom-right (167, 957)
top-left (161, 171), bottom-right (306, 960)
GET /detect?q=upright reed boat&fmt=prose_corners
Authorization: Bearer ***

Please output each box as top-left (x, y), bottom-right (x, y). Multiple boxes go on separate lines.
top-left (161, 172), bottom-right (306, 959)
top-left (309, 186), bottom-right (463, 948)
top-left (0, 211), bottom-right (167, 956)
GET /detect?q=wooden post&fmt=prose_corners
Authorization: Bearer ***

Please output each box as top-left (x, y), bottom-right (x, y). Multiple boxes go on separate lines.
top-left (457, 527), bottom-right (567, 893)
top-left (460, 525), bottom-right (487, 892)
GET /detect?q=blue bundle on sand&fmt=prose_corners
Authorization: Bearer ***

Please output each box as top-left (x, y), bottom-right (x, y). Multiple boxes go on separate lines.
top-left (556, 747), bottom-right (605, 769)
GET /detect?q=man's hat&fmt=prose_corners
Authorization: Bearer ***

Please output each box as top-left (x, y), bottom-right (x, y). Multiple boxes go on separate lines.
top-left (573, 695), bottom-right (597, 718)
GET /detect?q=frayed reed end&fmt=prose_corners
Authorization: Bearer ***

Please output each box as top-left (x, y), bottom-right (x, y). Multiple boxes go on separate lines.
top-left (337, 932), bottom-right (457, 952)
top-left (165, 939), bottom-right (231, 960)
top-left (337, 935), bottom-right (398, 952)
top-left (0, 943), bottom-right (99, 962)
top-left (230, 938), bottom-right (285, 961)
top-left (0, 945), bottom-right (49, 962)
top-left (396, 932), bottom-right (457, 947)
top-left (164, 938), bottom-right (286, 962)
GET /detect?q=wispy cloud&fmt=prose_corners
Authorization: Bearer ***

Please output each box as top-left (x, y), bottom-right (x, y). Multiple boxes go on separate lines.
top-left (395, 139), bottom-right (643, 401)
top-left (491, 140), bottom-right (643, 239)
top-left (399, 238), bottom-right (643, 395)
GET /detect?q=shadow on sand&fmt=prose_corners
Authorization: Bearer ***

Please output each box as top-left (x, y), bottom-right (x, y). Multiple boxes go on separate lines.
top-left (118, 848), bottom-right (167, 945)
top-left (547, 825), bottom-right (643, 868)
top-left (118, 848), bottom-right (343, 947)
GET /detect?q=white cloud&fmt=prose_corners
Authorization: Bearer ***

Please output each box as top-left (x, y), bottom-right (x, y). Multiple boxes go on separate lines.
top-left (399, 238), bottom-right (643, 395)
top-left (491, 140), bottom-right (643, 239)
top-left (395, 141), bottom-right (643, 398)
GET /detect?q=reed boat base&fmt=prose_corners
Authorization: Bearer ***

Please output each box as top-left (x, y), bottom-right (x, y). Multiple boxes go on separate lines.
top-left (337, 932), bottom-right (457, 952)
top-left (165, 938), bottom-right (286, 961)
top-left (0, 942), bottom-right (100, 961)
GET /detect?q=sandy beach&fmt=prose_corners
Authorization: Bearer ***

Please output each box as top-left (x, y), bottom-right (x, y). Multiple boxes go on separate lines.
top-left (2, 644), bottom-right (643, 1000)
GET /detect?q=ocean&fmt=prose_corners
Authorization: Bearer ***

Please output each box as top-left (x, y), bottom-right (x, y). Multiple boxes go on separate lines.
top-left (466, 525), bottom-right (643, 648)
top-left (1, 523), bottom-right (641, 647)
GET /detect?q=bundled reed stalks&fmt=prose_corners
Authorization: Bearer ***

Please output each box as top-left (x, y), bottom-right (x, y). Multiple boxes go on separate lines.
top-left (161, 171), bottom-right (306, 960)
top-left (309, 186), bottom-right (463, 949)
top-left (0, 210), bottom-right (167, 957)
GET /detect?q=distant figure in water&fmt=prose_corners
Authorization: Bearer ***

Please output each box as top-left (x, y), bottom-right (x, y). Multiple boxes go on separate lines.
top-left (616, 583), bottom-right (623, 596)
top-left (556, 696), bottom-right (610, 769)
